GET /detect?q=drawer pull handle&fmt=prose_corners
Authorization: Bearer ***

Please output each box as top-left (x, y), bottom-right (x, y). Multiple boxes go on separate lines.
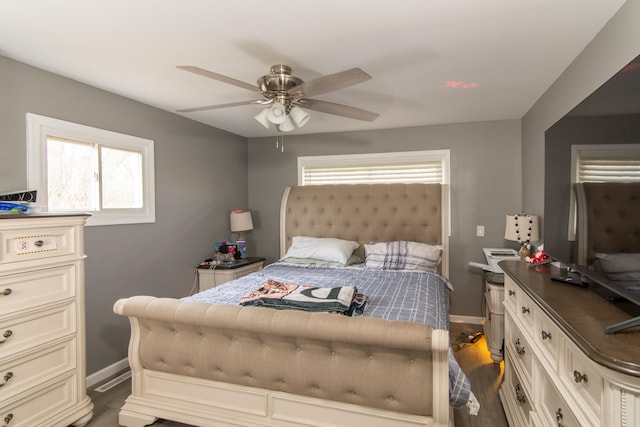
top-left (3, 413), bottom-right (13, 426)
top-left (521, 306), bottom-right (530, 314)
top-left (514, 383), bottom-right (526, 403)
top-left (573, 370), bottom-right (588, 383)
top-left (0, 330), bottom-right (12, 344)
top-left (34, 240), bottom-right (44, 247)
top-left (0, 289), bottom-right (11, 296)
top-left (515, 338), bottom-right (526, 355)
top-left (0, 372), bottom-right (13, 387)
top-left (541, 330), bottom-right (552, 340)
top-left (508, 290), bottom-right (515, 296)
top-left (555, 408), bottom-right (564, 427)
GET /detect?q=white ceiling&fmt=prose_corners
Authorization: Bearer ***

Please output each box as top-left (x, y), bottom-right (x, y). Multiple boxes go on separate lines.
top-left (0, 0), bottom-right (628, 138)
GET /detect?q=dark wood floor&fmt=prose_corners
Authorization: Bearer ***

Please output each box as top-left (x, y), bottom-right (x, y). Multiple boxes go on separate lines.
top-left (86, 323), bottom-right (507, 427)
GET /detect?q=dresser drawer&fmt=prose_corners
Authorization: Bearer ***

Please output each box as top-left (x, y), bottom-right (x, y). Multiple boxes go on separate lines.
top-left (538, 369), bottom-right (583, 427)
top-left (0, 225), bottom-right (79, 267)
top-left (505, 312), bottom-right (534, 392)
top-left (0, 374), bottom-right (77, 427)
top-left (534, 310), bottom-right (561, 372)
top-left (0, 265), bottom-right (76, 317)
top-left (0, 339), bottom-right (75, 400)
top-left (560, 342), bottom-right (602, 422)
top-left (504, 276), bottom-right (518, 312)
top-left (503, 356), bottom-right (533, 426)
top-left (516, 290), bottom-right (535, 333)
top-left (0, 302), bottom-right (75, 357)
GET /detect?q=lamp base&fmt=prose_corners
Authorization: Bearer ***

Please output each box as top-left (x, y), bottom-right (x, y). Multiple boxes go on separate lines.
top-left (518, 244), bottom-right (530, 260)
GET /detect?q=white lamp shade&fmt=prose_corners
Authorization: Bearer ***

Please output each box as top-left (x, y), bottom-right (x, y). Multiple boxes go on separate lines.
top-left (289, 106), bottom-right (310, 127)
top-left (505, 214), bottom-right (539, 243)
top-left (278, 115), bottom-right (296, 132)
top-left (254, 108), bottom-right (271, 128)
top-left (267, 102), bottom-right (287, 124)
top-left (230, 211), bottom-right (253, 233)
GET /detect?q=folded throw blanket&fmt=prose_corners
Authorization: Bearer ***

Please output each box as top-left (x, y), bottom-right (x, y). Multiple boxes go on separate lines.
top-left (240, 279), bottom-right (367, 315)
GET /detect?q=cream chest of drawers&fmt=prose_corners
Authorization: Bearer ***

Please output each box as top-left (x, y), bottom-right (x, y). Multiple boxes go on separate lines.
top-left (0, 214), bottom-right (93, 427)
top-left (500, 261), bottom-right (640, 427)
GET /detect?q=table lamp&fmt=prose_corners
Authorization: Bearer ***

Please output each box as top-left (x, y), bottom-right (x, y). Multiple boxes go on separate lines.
top-left (505, 211), bottom-right (539, 259)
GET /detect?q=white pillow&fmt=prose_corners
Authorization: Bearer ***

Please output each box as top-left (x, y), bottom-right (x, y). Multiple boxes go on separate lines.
top-left (364, 240), bottom-right (442, 272)
top-left (595, 253), bottom-right (640, 282)
top-left (283, 236), bottom-right (360, 265)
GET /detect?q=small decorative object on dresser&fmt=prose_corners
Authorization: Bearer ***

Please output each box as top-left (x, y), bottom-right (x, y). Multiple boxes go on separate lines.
top-left (0, 214), bottom-right (94, 427)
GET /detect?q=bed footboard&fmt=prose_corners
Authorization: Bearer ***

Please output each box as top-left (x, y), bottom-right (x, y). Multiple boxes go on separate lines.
top-left (113, 296), bottom-right (452, 427)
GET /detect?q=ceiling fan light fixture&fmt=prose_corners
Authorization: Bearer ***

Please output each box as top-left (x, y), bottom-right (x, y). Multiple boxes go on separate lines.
top-left (254, 108), bottom-right (271, 129)
top-left (278, 115), bottom-right (296, 132)
top-left (289, 106), bottom-right (310, 127)
top-left (266, 102), bottom-right (287, 124)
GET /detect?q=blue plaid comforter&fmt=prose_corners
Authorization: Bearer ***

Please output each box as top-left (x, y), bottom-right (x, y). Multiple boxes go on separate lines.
top-left (185, 262), bottom-right (472, 408)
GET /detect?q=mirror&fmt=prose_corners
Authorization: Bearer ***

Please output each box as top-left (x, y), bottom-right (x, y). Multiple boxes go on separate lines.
top-left (543, 54), bottom-right (640, 264)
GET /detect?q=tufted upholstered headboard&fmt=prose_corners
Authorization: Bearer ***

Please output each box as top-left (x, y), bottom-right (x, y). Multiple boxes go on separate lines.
top-left (279, 183), bottom-right (448, 275)
top-left (575, 182), bottom-right (640, 266)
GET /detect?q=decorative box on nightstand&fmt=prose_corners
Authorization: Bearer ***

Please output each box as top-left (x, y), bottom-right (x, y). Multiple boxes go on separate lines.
top-left (197, 257), bottom-right (265, 291)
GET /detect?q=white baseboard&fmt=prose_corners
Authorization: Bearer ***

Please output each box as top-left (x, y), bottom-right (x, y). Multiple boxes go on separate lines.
top-left (86, 357), bottom-right (130, 388)
top-left (450, 314), bottom-right (484, 325)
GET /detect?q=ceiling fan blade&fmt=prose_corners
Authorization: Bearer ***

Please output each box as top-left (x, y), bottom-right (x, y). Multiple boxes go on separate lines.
top-left (298, 99), bottom-right (379, 122)
top-left (177, 100), bottom-right (264, 113)
top-left (292, 68), bottom-right (372, 97)
top-left (177, 66), bottom-right (258, 92)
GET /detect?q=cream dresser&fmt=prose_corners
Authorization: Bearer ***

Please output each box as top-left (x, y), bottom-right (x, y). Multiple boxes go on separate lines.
top-left (500, 261), bottom-right (640, 427)
top-left (0, 214), bottom-right (93, 427)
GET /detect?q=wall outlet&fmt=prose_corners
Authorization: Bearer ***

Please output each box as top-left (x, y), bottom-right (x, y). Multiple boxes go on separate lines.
top-left (476, 225), bottom-right (485, 237)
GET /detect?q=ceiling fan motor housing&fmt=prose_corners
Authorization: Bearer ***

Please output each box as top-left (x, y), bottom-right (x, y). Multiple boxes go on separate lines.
top-left (257, 65), bottom-right (304, 104)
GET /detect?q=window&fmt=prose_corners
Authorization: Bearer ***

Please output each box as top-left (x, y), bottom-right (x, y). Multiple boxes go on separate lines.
top-left (298, 150), bottom-right (450, 234)
top-left (27, 113), bottom-right (155, 226)
top-left (567, 143), bottom-right (640, 239)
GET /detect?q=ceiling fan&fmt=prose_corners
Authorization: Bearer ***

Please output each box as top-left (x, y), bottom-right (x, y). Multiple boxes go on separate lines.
top-left (176, 64), bottom-right (379, 132)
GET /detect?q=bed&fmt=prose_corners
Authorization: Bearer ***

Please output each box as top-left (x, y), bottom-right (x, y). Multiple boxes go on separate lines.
top-left (574, 181), bottom-right (640, 333)
top-left (113, 183), bottom-right (476, 427)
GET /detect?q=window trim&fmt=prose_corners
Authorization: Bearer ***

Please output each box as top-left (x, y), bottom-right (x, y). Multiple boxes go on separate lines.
top-left (297, 150), bottom-right (451, 236)
top-left (26, 113), bottom-right (155, 226)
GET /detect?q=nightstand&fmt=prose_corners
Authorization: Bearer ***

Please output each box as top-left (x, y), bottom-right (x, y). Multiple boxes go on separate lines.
top-left (197, 257), bottom-right (265, 291)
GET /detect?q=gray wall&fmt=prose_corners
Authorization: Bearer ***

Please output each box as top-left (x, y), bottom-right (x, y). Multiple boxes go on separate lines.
top-left (247, 121), bottom-right (522, 317)
top-left (0, 55), bottom-right (248, 374)
top-left (522, 0), bottom-right (640, 219)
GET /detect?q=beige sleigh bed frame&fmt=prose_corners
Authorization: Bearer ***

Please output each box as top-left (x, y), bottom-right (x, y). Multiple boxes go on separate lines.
top-left (113, 183), bottom-right (454, 427)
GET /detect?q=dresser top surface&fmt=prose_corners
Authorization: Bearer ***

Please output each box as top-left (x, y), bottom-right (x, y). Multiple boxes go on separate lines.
top-left (501, 260), bottom-right (640, 377)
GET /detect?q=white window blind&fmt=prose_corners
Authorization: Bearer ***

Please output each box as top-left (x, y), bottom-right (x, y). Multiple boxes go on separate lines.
top-left (302, 161), bottom-right (443, 185)
top-left (298, 151), bottom-right (449, 186)
top-left (577, 158), bottom-right (640, 182)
